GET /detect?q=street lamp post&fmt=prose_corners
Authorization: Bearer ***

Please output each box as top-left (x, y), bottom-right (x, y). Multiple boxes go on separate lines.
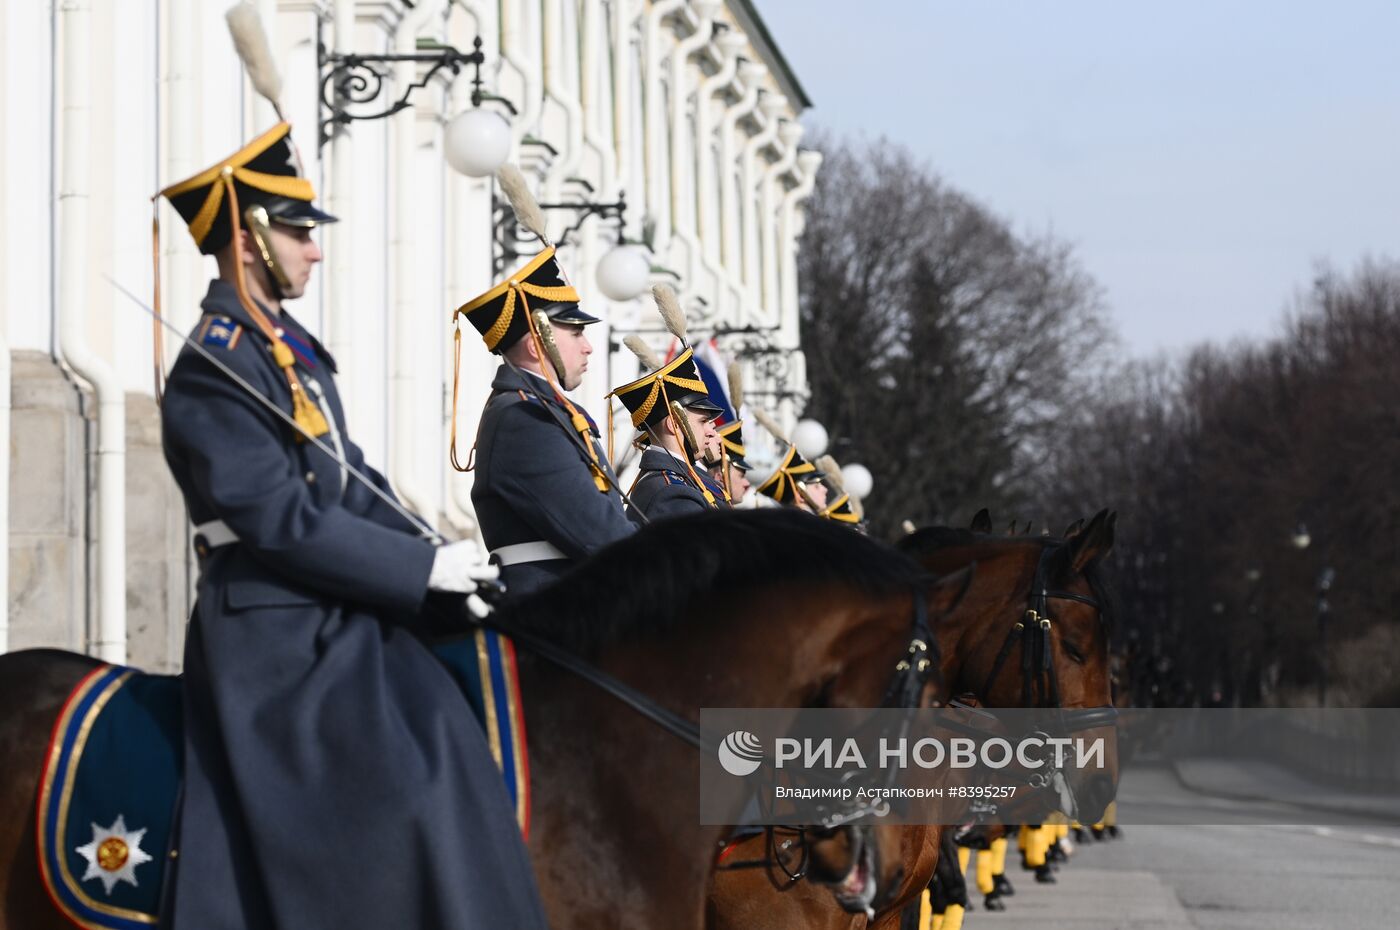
top-left (1316, 566), bottom-right (1335, 707)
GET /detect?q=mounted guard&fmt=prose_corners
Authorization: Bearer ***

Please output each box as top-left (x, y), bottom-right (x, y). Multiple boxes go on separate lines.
top-left (152, 7), bottom-right (546, 927)
top-left (814, 454), bottom-right (866, 527)
top-left (750, 408), bottom-right (831, 513)
top-left (454, 165), bottom-right (638, 596)
top-left (610, 285), bottom-right (726, 518)
top-left (709, 363), bottom-right (755, 504)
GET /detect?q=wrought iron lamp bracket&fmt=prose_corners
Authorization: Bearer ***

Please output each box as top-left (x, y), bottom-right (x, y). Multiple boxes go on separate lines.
top-left (317, 31), bottom-right (487, 149)
top-left (492, 192), bottom-right (631, 277)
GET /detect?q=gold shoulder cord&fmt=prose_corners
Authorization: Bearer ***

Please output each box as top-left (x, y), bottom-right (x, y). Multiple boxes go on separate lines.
top-left (223, 179), bottom-right (329, 441)
top-left (664, 395), bottom-right (716, 507)
top-left (521, 305), bottom-right (609, 492)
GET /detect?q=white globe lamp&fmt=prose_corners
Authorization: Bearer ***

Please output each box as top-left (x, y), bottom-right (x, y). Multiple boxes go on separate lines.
top-left (792, 419), bottom-right (829, 460)
top-left (842, 463), bottom-right (873, 500)
top-left (596, 245), bottom-right (651, 301)
top-left (444, 108), bottom-right (511, 177)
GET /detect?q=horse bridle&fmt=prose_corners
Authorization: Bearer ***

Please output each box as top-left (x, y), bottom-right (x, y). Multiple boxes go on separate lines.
top-left (976, 541), bottom-right (1117, 726)
top-left (713, 589), bottom-right (937, 885)
top-left (966, 541), bottom-right (1117, 812)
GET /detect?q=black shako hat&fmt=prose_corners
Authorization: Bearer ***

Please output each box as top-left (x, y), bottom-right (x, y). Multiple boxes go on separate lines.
top-left (455, 246), bottom-right (601, 353)
top-left (611, 346), bottom-right (723, 431)
top-left (159, 122), bottom-right (336, 255)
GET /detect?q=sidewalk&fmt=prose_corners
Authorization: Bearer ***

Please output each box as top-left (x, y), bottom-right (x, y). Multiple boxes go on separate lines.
top-left (1170, 756), bottom-right (1400, 822)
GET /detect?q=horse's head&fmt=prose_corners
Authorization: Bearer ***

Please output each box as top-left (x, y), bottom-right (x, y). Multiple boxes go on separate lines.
top-left (788, 567), bottom-right (973, 917)
top-left (902, 508), bottom-right (1121, 824)
top-left (801, 822), bottom-right (931, 918)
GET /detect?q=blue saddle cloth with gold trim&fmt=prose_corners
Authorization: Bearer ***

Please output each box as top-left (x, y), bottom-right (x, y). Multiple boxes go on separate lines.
top-left (36, 632), bottom-right (528, 930)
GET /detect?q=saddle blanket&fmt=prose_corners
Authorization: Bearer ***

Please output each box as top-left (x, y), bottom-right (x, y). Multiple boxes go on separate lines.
top-left (36, 631), bottom-right (528, 930)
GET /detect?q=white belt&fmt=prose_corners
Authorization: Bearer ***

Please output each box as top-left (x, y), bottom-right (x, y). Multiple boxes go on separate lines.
top-left (490, 540), bottom-right (567, 566)
top-left (194, 519), bottom-right (239, 549)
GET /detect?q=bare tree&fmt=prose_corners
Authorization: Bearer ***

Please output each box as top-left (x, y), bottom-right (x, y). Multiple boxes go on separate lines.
top-left (798, 136), bottom-right (1112, 534)
top-left (1037, 259), bottom-right (1400, 706)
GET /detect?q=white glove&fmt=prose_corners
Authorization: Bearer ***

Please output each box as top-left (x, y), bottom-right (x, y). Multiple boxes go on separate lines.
top-left (428, 538), bottom-right (500, 594)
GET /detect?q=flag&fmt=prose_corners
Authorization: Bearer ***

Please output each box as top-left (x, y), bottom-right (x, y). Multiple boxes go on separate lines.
top-left (662, 337), bottom-right (737, 424)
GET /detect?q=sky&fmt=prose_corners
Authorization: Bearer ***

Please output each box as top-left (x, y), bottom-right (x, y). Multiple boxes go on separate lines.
top-left (754, 0), bottom-right (1400, 356)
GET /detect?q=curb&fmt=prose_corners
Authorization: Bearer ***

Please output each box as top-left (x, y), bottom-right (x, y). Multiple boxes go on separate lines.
top-left (1166, 758), bottom-right (1400, 825)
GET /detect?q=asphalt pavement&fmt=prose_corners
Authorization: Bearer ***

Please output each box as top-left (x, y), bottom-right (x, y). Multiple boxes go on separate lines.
top-left (966, 763), bottom-right (1400, 929)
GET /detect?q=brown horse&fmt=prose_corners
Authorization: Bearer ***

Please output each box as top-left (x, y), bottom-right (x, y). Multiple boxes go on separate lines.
top-left (707, 508), bottom-right (1120, 930)
top-left (870, 508), bottom-right (1120, 930)
top-left (904, 508), bottom-right (1121, 823)
top-left (0, 508), bottom-right (971, 930)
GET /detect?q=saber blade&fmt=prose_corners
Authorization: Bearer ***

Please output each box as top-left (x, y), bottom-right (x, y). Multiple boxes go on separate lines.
top-left (106, 275), bottom-right (443, 544)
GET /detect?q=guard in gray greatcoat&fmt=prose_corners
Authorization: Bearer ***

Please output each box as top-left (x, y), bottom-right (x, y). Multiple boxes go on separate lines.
top-left (612, 343), bottom-right (726, 520)
top-left (157, 122), bottom-right (547, 930)
top-left (469, 355), bottom-right (638, 595)
top-left (454, 177), bottom-right (638, 596)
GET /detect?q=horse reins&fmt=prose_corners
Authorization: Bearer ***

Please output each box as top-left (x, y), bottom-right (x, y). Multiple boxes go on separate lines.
top-left (471, 588), bottom-right (939, 888)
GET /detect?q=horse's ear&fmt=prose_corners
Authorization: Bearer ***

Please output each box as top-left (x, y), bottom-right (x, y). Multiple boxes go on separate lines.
top-left (1004, 521), bottom-right (1018, 536)
top-left (970, 509), bottom-right (992, 533)
top-left (1063, 518), bottom-right (1085, 539)
top-left (1023, 521), bottom-right (1033, 535)
top-left (926, 564), bottom-right (975, 618)
top-left (1067, 508), bottom-right (1115, 574)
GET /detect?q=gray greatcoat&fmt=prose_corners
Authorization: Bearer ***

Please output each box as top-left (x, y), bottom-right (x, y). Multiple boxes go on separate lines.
top-left (160, 280), bottom-right (548, 929)
top-left (630, 446), bottom-right (721, 519)
top-left (470, 363), bottom-right (637, 597)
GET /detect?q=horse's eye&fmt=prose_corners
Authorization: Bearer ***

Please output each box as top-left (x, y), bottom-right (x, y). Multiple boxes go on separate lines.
top-left (1061, 642), bottom-right (1086, 664)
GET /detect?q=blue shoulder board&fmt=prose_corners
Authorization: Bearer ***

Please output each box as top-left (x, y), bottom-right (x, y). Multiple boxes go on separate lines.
top-left (662, 471), bottom-right (686, 486)
top-left (198, 315), bottom-right (242, 350)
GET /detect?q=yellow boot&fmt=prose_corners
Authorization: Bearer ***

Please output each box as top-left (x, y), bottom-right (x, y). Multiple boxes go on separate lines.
top-left (975, 846), bottom-right (995, 896)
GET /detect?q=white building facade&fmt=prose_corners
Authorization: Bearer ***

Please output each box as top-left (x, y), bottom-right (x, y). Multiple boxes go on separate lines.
top-left (0, 0), bottom-right (819, 666)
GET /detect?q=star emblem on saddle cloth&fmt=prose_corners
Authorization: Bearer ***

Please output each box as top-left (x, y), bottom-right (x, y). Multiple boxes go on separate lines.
top-left (74, 815), bottom-right (154, 895)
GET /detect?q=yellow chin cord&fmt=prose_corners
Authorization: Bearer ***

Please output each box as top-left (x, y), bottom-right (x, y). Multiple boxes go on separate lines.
top-left (225, 175), bottom-right (328, 440)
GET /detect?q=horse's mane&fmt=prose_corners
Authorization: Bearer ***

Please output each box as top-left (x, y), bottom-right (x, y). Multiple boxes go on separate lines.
top-left (499, 508), bottom-right (928, 655)
top-left (897, 526), bottom-right (977, 555)
top-left (898, 526), bottom-right (1119, 635)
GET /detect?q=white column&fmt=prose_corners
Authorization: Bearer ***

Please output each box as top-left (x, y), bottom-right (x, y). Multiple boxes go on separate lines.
top-left (761, 120), bottom-right (802, 325)
top-left (501, 0), bottom-right (544, 146)
top-left (741, 93), bottom-right (785, 308)
top-left (542, 0), bottom-right (584, 204)
top-left (388, 0), bottom-right (443, 525)
top-left (611, 0), bottom-right (645, 232)
top-left (719, 63), bottom-right (764, 285)
top-left (581, 0), bottom-right (617, 199)
top-left (668, 1), bottom-right (718, 238)
top-left (642, 0), bottom-right (684, 257)
top-left (161, 0), bottom-right (203, 350)
top-left (781, 149), bottom-right (823, 333)
top-left (324, 0), bottom-right (357, 412)
top-left (697, 32), bottom-right (745, 261)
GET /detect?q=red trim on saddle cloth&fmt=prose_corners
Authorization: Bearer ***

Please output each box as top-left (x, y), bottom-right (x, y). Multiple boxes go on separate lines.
top-left (501, 636), bottom-right (532, 839)
top-left (35, 665), bottom-right (115, 930)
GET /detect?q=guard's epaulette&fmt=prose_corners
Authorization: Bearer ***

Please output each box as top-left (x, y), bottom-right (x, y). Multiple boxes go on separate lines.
top-left (197, 315), bottom-right (242, 350)
top-left (662, 471), bottom-right (686, 486)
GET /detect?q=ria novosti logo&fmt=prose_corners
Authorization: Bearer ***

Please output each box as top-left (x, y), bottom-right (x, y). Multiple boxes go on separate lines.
top-left (717, 731), bottom-right (764, 776)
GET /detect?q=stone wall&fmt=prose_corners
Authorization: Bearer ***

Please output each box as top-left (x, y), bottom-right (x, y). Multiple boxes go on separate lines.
top-left (6, 351), bottom-right (189, 669)
top-left (8, 350), bottom-right (88, 652)
top-left (125, 391), bottom-right (190, 672)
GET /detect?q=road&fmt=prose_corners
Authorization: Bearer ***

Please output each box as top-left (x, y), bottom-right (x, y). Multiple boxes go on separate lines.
top-left (969, 764), bottom-right (1400, 929)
